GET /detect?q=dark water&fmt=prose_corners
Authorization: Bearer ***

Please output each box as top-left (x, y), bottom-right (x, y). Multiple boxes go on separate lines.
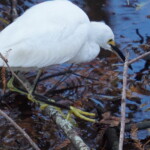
top-left (108, 1), bottom-right (150, 145)
top-left (0, 0), bottom-right (150, 149)
top-left (108, 0), bottom-right (150, 139)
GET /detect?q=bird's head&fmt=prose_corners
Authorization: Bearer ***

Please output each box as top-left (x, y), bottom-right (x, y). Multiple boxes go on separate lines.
top-left (91, 22), bottom-right (129, 66)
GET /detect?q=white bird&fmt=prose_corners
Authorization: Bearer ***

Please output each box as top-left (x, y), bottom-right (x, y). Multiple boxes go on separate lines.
top-left (0, 0), bottom-right (126, 69)
top-left (0, 0), bottom-right (129, 122)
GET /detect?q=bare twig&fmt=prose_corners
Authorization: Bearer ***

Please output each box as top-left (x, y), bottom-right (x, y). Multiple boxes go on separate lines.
top-left (0, 109), bottom-right (40, 150)
top-left (0, 52), bottom-right (30, 93)
top-left (119, 52), bottom-right (129, 150)
top-left (113, 51), bottom-right (150, 68)
top-left (128, 51), bottom-right (150, 65)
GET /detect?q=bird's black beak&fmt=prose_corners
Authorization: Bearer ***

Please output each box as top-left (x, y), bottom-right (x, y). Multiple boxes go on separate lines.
top-left (108, 40), bottom-right (132, 70)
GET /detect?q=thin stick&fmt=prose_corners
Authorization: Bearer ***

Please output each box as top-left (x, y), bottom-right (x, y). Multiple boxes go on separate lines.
top-left (128, 51), bottom-right (150, 65)
top-left (0, 109), bottom-right (40, 150)
top-left (119, 52), bottom-right (129, 150)
top-left (0, 52), bottom-right (30, 93)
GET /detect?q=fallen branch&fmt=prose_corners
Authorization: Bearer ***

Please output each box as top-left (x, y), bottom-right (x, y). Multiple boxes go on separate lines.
top-left (119, 52), bottom-right (129, 150)
top-left (30, 94), bottom-right (91, 149)
top-left (0, 109), bottom-right (40, 150)
top-left (44, 105), bottom-right (90, 150)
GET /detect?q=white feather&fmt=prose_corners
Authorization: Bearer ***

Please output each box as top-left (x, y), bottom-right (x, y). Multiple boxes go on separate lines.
top-left (0, 0), bottom-right (115, 69)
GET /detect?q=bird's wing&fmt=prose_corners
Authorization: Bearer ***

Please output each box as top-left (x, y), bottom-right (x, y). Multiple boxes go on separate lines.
top-left (0, 0), bottom-right (90, 68)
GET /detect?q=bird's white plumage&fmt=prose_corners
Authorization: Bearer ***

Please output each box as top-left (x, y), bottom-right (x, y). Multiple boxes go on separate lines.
top-left (0, 0), bottom-right (115, 69)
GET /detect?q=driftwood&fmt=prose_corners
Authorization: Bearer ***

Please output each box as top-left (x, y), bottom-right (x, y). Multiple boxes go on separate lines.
top-left (44, 105), bottom-right (90, 150)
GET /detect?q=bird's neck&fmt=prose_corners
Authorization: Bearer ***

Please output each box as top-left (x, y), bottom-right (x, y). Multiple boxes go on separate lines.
top-left (89, 21), bottom-right (108, 48)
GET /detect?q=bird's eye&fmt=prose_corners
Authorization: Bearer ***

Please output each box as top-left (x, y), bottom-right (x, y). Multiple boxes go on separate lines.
top-left (108, 39), bottom-right (113, 43)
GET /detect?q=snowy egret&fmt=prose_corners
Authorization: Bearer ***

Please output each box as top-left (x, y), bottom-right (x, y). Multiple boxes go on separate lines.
top-left (0, 0), bottom-right (126, 67)
top-left (0, 0), bottom-right (128, 122)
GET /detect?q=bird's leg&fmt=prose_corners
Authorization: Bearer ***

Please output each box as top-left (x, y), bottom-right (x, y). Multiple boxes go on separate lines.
top-left (35, 95), bottom-right (97, 123)
top-left (7, 72), bottom-right (38, 104)
top-left (6, 68), bottom-right (31, 95)
top-left (17, 72), bottom-right (31, 92)
top-left (66, 106), bottom-right (96, 123)
top-left (7, 70), bottom-right (39, 103)
top-left (27, 69), bottom-right (43, 102)
top-left (7, 70), bottom-right (97, 123)
top-left (29, 69), bottom-right (42, 94)
top-left (7, 76), bottom-right (28, 95)
top-left (34, 67), bottom-right (97, 122)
